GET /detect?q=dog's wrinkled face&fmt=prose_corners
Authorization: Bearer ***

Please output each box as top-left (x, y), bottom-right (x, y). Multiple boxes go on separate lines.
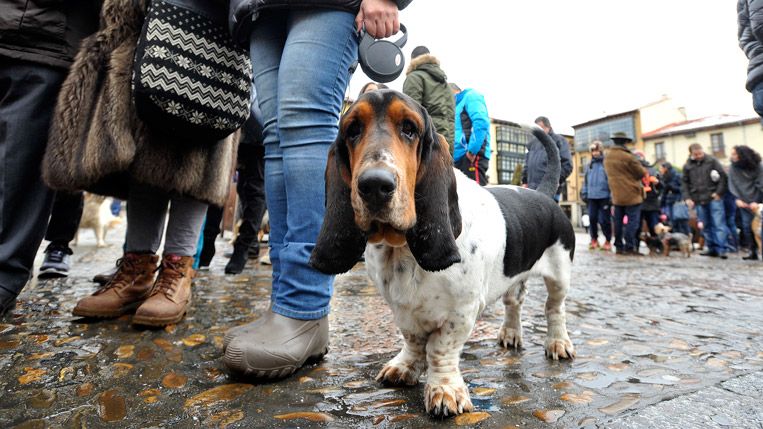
top-left (340, 92), bottom-right (425, 246)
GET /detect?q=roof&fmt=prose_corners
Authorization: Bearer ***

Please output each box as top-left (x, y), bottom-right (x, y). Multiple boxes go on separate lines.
top-left (642, 115), bottom-right (760, 139)
top-left (572, 109), bottom-right (638, 129)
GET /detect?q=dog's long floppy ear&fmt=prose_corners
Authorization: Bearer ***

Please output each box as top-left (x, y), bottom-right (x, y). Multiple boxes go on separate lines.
top-left (309, 143), bottom-right (368, 274)
top-left (405, 108), bottom-right (462, 272)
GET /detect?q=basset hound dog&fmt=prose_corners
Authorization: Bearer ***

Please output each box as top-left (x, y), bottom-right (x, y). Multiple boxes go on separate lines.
top-left (310, 90), bottom-right (576, 417)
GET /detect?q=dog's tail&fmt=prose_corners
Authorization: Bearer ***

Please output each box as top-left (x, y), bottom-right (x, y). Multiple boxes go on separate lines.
top-left (531, 127), bottom-right (561, 198)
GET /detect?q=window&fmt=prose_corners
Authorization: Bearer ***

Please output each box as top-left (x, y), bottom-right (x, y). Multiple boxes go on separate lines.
top-left (573, 116), bottom-right (636, 152)
top-left (710, 133), bottom-right (725, 157)
top-left (654, 142), bottom-right (665, 161)
top-left (494, 124), bottom-right (531, 184)
top-left (579, 155), bottom-right (588, 175)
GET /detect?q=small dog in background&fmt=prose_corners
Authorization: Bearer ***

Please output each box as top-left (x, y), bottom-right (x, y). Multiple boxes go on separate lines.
top-left (641, 232), bottom-right (663, 256)
top-left (75, 193), bottom-right (122, 248)
top-left (654, 222), bottom-right (692, 258)
top-left (752, 204), bottom-right (762, 252)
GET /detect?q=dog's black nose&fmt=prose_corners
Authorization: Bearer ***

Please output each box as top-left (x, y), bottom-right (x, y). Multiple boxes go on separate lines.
top-left (358, 168), bottom-right (396, 209)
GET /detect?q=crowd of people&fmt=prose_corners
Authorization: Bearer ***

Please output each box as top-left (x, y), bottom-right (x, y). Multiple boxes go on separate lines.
top-left (582, 135), bottom-right (763, 260)
top-left (1, 0), bottom-right (762, 390)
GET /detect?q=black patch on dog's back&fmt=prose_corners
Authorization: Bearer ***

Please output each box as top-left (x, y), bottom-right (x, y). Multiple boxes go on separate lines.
top-left (486, 187), bottom-right (575, 277)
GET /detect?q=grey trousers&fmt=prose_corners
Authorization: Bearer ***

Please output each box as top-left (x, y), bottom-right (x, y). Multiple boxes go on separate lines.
top-left (124, 183), bottom-right (208, 257)
top-left (0, 59), bottom-right (65, 295)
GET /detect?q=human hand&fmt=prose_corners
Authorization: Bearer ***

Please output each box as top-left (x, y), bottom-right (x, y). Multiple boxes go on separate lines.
top-left (736, 199), bottom-right (748, 209)
top-left (711, 193), bottom-right (720, 201)
top-left (356, 0), bottom-right (399, 39)
top-left (466, 152), bottom-right (476, 163)
top-left (685, 199), bottom-right (695, 209)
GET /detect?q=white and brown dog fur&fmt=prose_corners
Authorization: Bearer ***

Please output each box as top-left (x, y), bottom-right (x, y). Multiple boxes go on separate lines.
top-left (310, 91), bottom-right (575, 417)
top-left (75, 193), bottom-right (122, 248)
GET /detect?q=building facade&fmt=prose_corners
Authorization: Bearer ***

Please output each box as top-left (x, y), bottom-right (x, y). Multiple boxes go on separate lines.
top-left (642, 115), bottom-right (763, 168)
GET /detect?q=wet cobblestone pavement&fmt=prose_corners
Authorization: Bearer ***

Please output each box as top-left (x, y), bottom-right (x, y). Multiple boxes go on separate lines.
top-left (1, 225), bottom-right (762, 428)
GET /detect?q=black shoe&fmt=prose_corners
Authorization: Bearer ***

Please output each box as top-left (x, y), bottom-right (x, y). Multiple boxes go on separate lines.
top-left (0, 288), bottom-right (18, 316)
top-left (199, 240), bottom-right (216, 268)
top-left (225, 248), bottom-right (249, 275)
top-left (38, 245), bottom-right (73, 279)
top-left (742, 253), bottom-right (759, 260)
top-left (719, 254), bottom-right (728, 260)
top-left (700, 251), bottom-right (719, 257)
top-left (92, 265), bottom-right (118, 286)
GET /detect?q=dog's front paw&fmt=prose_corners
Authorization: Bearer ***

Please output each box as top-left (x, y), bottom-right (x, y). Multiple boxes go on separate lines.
top-left (544, 337), bottom-right (575, 360)
top-left (424, 381), bottom-right (473, 417)
top-left (497, 326), bottom-right (523, 350)
top-left (376, 362), bottom-right (419, 386)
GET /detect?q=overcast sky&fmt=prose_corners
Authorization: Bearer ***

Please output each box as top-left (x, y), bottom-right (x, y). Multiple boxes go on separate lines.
top-left (348, 0), bottom-right (754, 135)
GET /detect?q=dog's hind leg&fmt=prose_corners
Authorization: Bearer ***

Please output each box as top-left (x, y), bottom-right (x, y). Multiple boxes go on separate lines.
top-left (95, 226), bottom-right (106, 248)
top-left (377, 331), bottom-right (427, 387)
top-left (498, 280), bottom-right (527, 350)
top-left (423, 305), bottom-right (478, 417)
top-left (541, 247), bottom-right (575, 360)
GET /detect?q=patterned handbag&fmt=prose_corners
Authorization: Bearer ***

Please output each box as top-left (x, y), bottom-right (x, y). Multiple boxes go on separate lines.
top-left (132, 0), bottom-right (252, 142)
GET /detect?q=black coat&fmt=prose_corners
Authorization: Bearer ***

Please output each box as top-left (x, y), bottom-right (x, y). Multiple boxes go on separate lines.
top-left (681, 155), bottom-right (728, 205)
top-left (738, 0), bottom-right (763, 91)
top-left (229, 0), bottom-right (412, 44)
top-left (0, 0), bottom-right (101, 69)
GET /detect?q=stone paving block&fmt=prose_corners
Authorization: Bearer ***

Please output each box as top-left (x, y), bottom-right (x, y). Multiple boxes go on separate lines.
top-left (721, 371), bottom-right (763, 399)
top-left (609, 385), bottom-right (763, 429)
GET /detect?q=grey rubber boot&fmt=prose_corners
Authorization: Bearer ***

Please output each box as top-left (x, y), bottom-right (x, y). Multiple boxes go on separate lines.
top-left (223, 310), bottom-right (329, 379)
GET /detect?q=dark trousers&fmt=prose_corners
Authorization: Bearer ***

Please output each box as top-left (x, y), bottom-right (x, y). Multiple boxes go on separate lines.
top-left (613, 204), bottom-right (642, 252)
top-left (739, 208), bottom-right (759, 255)
top-left (456, 154), bottom-right (490, 186)
top-left (587, 198), bottom-right (612, 241)
top-left (0, 58), bottom-right (66, 295)
top-left (641, 209), bottom-right (660, 236)
top-left (233, 143), bottom-right (266, 253)
top-left (44, 191), bottom-right (84, 249)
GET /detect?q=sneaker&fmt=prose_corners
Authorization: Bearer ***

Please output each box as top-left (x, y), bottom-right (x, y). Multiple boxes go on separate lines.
top-left (38, 245), bottom-right (73, 279)
top-left (589, 239), bottom-right (599, 250)
top-left (602, 242), bottom-right (612, 251)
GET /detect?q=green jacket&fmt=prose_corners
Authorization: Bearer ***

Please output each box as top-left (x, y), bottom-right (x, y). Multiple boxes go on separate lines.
top-left (402, 54), bottom-right (455, 152)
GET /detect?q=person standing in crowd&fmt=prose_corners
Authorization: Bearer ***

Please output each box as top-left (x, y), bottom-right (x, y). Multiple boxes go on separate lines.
top-left (728, 145), bottom-right (763, 260)
top-left (634, 151), bottom-right (662, 238)
top-left (39, 1), bottom-right (237, 326)
top-left (450, 83), bottom-right (491, 185)
top-left (723, 186), bottom-right (740, 253)
top-left (659, 161), bottom-right (690, 234)
top-left (522, 116), bottom-right (573, 201)
top-left (38, 192), bottom-right (85, 279)
top-left (224, 86), bottom-right (267, 275)
top-left (402, 46), bottom-right (455, 151)
top-left (603, 132), bottom-right (646, 256)
top-left (223, 0), bottom-right (411, 379)
top-left (0, 1), bottom-right (101, 315)
top-left (738, 0), bottom-right (763, 120)
top-left (681, 143), bottom-right (729, 259)
top-left (581, 141), bottom-right (612, 251)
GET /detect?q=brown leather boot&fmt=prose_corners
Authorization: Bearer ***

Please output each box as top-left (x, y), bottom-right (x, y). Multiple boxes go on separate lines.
top-left (132, 255), bottom-right (194, 327)
top-left (72, 253), bottom-right (159, 318)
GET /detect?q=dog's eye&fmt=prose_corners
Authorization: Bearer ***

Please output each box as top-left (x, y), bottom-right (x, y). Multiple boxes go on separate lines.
top-left (401, 120), bottom-right (418, 140)
top-left (346, 121), bottom-right (362, 145)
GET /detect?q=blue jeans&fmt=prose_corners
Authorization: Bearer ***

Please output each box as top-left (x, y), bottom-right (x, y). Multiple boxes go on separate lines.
top-left (613, 204), bottom-right (642, 252)
top-left (249, 9), bottom-right (358, 320)
top-left (641, 210), bottom-right (660, 236)
top-left (587, 198), bottom-right (611, 241)
top-left (753, 80), bottom-right (763, 119)
top-left (696, 199), bottom-right (729, 255)
top-left (723, 192), bottom-right (738, 252)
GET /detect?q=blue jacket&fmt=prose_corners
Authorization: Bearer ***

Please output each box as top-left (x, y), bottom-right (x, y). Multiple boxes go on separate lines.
top-left (660, 166), bottom-right (683, 207)
top-left (582, 156), bottom-right (610, 200)
top-left (453, 88), bottom-right (491, 162)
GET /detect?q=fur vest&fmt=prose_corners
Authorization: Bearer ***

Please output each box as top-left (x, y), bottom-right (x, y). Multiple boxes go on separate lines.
top-left (42, 0), bottom-right (238, 207)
